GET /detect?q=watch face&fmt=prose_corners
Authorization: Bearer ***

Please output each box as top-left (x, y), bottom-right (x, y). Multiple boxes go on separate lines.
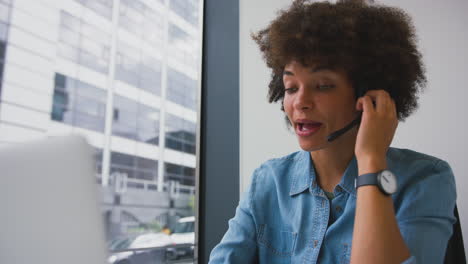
top-left (378, 170), bottom-right (397, 194)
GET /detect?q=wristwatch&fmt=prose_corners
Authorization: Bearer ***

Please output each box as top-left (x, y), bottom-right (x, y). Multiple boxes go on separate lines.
top-left (355, 169), bottom-right (398, 195)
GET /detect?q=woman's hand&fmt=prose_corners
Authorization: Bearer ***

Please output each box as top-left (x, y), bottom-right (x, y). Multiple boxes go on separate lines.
top-left (355, 90), bottom-right (399, 174)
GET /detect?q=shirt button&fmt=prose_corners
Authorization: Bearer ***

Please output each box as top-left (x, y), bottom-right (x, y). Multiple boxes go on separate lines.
top-left (335, 186), bottom-right (343, 192)
top-left (336, 206), bottom-right (343, 212)
top-left (313, 240), bottom-right (318, 248)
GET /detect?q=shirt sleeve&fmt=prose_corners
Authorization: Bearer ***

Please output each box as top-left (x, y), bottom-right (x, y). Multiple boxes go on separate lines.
top-left (401, 255), bottom-right (417, 264)
top-left (208, 170), bottom-right (259, 264)
top-left (396, 159), bottom-right (457, 264)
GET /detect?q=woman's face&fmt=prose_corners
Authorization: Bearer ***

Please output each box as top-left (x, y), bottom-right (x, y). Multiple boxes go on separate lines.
top-left (283, 61), bottom-right (358, 151)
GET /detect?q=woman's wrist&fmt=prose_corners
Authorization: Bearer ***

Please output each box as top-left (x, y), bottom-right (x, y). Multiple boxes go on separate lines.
top-left (357, 156), bottom-right (387, 175)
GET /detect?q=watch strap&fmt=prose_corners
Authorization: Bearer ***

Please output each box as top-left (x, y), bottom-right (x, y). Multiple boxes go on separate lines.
top-left (355, 172), bottom-right (379, 189)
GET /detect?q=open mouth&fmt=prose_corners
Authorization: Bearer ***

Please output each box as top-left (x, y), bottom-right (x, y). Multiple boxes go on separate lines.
top-left (295, 121), bottom-right (322, 136)
top-left (297, 122), bottom-right (322, 131)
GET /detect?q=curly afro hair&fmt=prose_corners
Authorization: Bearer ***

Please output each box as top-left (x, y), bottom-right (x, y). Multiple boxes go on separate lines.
top-left (252, 0), bottom-right (426, 122)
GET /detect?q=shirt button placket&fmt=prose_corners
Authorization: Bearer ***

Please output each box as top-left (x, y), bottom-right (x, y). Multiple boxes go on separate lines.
top-left (316, 197), bottom-right (329, 261)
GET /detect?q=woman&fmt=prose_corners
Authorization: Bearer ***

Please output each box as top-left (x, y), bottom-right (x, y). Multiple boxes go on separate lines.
top-left (209, 0), bottom-right (456, 263)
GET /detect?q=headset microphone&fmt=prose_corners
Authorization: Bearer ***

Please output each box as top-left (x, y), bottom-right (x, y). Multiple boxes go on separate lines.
top-left (326, 112), bottom-right (362, 142)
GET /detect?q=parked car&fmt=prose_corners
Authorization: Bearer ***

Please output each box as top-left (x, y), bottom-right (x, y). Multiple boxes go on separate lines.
top-left (166, 216), bottom-right (195, 260)
top-left (108, 232), bottom-right (172, 264)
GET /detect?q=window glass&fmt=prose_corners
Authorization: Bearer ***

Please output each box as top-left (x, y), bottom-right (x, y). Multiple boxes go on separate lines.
top-left (165, 162), bottom-right (195, 186)
top-left (115, 40), bottom-right (162, 96)
top-left (165, 113), bottom-right (196, 154)
top-left (170, 0), bottom-right (198, 26)
top-left (75, 0), bottom-right (113, 20)
top-left (58, 11), bottom-right (111, 74)
top-left (0, 1), bottom-right (202, 263)
top-left (167, 67), bottom-right (197, 110)
top-left (112, 94), bottom-right (160, 145)
top-left (168, 23), bottom-right (198, 68)
top-left (0, 2), bottom-right (11, 23)
top-left (51, 73), bottom-right (107, 133)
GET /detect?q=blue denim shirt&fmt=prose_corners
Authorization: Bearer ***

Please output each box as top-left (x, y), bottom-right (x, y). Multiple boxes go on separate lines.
top-left (209, 148), bottom-right (457, 264)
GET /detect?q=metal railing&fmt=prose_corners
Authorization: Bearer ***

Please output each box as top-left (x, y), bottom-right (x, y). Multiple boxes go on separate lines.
top-left (98, 173), bottom-right (196, 196)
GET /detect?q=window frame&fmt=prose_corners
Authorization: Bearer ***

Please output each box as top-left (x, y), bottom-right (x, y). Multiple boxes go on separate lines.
top-left (197, 0), bottom-right (239, 262)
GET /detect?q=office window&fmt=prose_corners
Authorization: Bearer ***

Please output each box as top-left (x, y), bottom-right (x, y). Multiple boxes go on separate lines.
top-left (110, 151), bottom-right (158, 183)
top-left (115, 40), bottom-right (162, 95)
top-left (115, 41), bottom-right (140, 88)
top-left (119, 0), bottom-right (163, 47)
top-left (112, 94), bottom-right (138, 140)
top-left (168, 23), bottom-right (198, 68)
top-left (165, 113), bottom-right (196, 154)
top-left (52, 73), bottom-right (107, 132)
top-left (170, 0), bottom-right (198, 26)
top-left (58, 11), bottom-right (111, 74)
top-left (0, 1), bottom-right (203, 263)
top-left (165, 162), bottom-right (195, 186)
top-left (112, 94), bottom-right (160, 144)
top-left (137, 103), bottom-right (160, 144)
top-left (167, 67), bottom-right (197, 110)
top-left (75, 0), bottom-right (113, 20)
top-left (0, 2), bottom-right (11, 23)
top-left (139, 54), bottom-right (162, 95)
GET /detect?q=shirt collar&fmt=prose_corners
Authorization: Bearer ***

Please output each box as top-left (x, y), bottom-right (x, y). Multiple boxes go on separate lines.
top-left (338, 155), bottom-right (358, 197)
top-left (289, 151), bottom-right (358, 197)
top-left (289, 151), bottom-right (314, 196)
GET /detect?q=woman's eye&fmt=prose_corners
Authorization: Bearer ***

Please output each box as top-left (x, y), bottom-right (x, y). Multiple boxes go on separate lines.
top-left (317, 84), bottom-right (335, 91)
top-left (284, 87), bottom-right (297, 94)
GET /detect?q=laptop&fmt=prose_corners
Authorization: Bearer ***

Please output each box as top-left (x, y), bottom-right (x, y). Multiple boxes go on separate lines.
top-left (0, 135), bottom-right (108, 264)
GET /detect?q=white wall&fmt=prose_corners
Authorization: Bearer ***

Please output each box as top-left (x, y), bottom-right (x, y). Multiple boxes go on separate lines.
top-left (240, 0), bottom-right (468, 251)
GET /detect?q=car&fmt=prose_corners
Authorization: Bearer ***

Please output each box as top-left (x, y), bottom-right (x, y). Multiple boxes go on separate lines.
top-left (108, 232), bottom-right (172, 264)
top-left (166, 216), bottom-right (195, 260)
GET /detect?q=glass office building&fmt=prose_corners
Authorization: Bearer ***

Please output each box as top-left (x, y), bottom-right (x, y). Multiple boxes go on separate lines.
top-left (0, 0), bottom-right (202, 262)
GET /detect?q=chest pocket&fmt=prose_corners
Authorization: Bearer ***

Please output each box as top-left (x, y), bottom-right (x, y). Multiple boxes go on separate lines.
top-left (258, 224), bottom-right (297, 257)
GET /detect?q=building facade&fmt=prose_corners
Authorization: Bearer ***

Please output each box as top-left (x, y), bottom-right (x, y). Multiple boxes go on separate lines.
top-left (0, 0), bottom-right (202, 248)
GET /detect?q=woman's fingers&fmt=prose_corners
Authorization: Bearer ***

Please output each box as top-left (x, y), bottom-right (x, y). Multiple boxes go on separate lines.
top-left (360, 95), bottom-right (375, 114)
top-left (364, 90), bottom-right (387, 113)
top-left (358, 90), bottom-right (396, 117)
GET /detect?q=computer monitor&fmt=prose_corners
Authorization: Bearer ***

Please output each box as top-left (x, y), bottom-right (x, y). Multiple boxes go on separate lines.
top-left (0, 135), bottom-right (108, 264)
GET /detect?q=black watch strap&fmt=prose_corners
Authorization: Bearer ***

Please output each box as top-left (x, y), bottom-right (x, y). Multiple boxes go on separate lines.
top-left (355, 172), bottom-right (379, 188)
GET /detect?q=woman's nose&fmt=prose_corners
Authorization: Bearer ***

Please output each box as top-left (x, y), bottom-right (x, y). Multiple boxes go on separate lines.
top-left (294, 88), bottom-right (314, 111)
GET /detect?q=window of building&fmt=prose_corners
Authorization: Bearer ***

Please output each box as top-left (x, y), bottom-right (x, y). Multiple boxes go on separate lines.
top-left (52, 73), bottom-right (107, 132)
top-left (168, 23), bottom-right (198, 68)
top-left (110, 151), bottom-right (159, 183)
top-left (165, 113), bottom-right (196, 154)
top-left (167, 67), bottom-right (197, 110)
top-left (119, 0), bottom-right (163, 47)
top-left (112, 94), bottom-right (160, 144)
top-left (58, 11), bottom-right (111, 74)
top-left (0, 0), bottom-right (204, 262)
top-left (75, 0), bottom-right (114, 20)
top-left (170, 0), bottom-right (198, 26)
top-left (115, 40), bottom-right (162, 96)
top-left (164, 162), bottom-right (195, 186)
